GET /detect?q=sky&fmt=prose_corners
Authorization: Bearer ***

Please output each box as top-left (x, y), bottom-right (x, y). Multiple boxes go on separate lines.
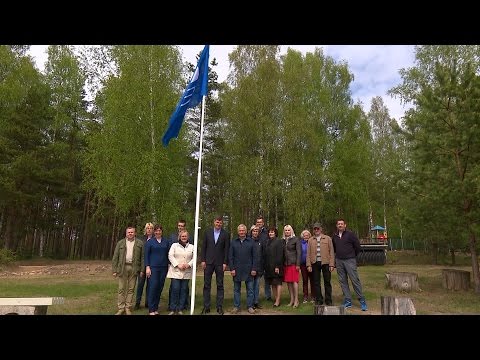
top-left (28, 45), bottom-right (415, 121)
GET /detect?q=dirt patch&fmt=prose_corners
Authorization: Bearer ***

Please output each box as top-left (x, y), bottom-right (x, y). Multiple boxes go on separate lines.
top-left (0, 261), bottom-right (111, 277)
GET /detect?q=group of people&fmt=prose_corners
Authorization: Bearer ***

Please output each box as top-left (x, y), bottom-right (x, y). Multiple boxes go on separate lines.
top-left (112, 220), bottom-right (193, 315)
top-left (112, 215), bottom-right (368, 315)
top-left (199, 216), bottom-right (368, 314)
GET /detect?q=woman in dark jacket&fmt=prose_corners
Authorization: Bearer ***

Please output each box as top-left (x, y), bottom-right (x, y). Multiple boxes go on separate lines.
top-left (263, 227), bottom-right (284, 307)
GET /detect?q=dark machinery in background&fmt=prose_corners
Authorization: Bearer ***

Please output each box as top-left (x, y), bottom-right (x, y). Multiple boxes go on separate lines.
top-left (357, 225), bottom-right (388, 265)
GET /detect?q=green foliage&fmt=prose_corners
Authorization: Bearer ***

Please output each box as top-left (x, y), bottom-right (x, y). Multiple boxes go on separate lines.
top-left (217, 46), bottom-right (375, 235)
top-left (0, 248), bottom-right (16, 266)
top-left (366, 96), bottom-right (408, 240)
top-left (390, 45), bottom-right (480, 289)
top-left (83, 45), bottom-right (188, 229)
top-left (0, 45), bottom-right (52, 251)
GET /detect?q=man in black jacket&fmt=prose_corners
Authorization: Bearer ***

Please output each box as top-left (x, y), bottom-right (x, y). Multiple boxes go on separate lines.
top-left (332, 219), bottom-right (367, 311)
top-left (200, 216), bottom-right (230, 315)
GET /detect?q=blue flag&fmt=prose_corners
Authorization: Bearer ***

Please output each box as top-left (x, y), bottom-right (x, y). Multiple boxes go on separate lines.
top-left (162, 45), bottom-right (209, 147)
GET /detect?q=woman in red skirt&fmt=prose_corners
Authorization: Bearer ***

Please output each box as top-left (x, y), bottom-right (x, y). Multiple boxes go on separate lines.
top-left (282, 225), bottom-right (301, 308)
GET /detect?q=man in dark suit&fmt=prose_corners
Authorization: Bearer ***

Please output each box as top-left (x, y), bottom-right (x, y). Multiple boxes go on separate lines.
top-left (255, 216), bottom-right (271, 301)
top-left (168, 219), bottom-right (193, 244)
top-left (200, 215), bottom-right (230, 315)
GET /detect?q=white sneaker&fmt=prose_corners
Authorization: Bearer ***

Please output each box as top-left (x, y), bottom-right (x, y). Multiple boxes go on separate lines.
top-left (168, 311), bottom-right (175, 315)
top-left (177, 311), bottom-right (183, 315)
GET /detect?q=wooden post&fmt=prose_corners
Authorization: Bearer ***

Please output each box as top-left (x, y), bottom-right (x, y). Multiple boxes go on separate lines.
top-left (442, 269), bottom-right (470, 291)
top-left (314, 305), bottom-right (345, 315)
top-left (381, 296), bottom-right (416, 315)
top-left (385, 272), bottom-right (419, 292)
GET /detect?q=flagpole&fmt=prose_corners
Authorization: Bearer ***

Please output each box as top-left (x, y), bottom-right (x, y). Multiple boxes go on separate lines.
top-left (190, 95), bottom-right (206, 315)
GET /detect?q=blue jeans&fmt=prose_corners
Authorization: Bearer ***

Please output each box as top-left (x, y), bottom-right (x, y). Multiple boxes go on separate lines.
top-left (170, 278), bottom-right (189, 312)
top-left (169, 280), bottom-right (189, 310)
top-left (233, 280), bottom-right (254, 309)
top-left (253, 275), bottom-right (262, 305)
top-left (336, 257), bottom-right (364, 302)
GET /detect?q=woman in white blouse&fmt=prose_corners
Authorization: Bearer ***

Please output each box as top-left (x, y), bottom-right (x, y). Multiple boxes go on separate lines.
top-left (167, 230), bottom-right (194, 315)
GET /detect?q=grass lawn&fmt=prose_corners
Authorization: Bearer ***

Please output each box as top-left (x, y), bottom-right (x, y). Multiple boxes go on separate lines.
top-left (1, 255), bottom-right (479, 315)
top-left (193, 264), bottom-right (480, 315)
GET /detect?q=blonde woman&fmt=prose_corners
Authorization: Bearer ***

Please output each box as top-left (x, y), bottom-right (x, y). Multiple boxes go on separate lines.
top-left (134, 222), bottom-right (154, 310)
top-left (283, 225), bottom-right (301, 308)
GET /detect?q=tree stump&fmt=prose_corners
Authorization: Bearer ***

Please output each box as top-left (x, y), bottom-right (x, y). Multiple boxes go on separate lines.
top-left (385, 272), bottom-right (419, 292)
top-left (381, 296), bottom-right (416, 315)
top-left (442, 269), bottom-right (470, 291)
top-left (314, 305), bottom-right (345, 315)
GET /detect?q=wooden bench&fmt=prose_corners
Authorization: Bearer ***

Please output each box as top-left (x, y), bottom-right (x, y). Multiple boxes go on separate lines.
top-left (0, 297), bottom-right (64, 315)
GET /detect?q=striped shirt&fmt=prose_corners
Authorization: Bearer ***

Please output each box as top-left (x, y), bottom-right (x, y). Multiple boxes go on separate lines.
top-left (315, 236), bottom-right (321, 261)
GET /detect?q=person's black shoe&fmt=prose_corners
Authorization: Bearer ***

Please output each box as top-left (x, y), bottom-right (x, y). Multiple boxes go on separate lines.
top-left (217, 307), bottom-right (224, 315)
top-left (253, 303), bottom-right (262, 309)
top-left (266, 297), bottom-right (273, 302)
top-left (134, 303), bottom-right (140, 310)
top-left (201, 307), bottom-right (210, 315)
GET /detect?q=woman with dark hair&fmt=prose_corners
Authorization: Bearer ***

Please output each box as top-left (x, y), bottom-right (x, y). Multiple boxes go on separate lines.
top-left (145, 224), bottom-right (170, 315)
top-left (263, 227), bottom-right (284, 307)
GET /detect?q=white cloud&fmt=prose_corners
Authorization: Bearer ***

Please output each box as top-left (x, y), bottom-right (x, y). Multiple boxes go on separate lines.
top-left (29, 45), bottom-right (416, 121)
top-left (29, 45), bottom-right (49, 72)
top-left (321, 45), bottom-right (415, 121)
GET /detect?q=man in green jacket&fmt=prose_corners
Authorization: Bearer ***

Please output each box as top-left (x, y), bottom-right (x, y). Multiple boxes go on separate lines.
top-left (112, 226), bottom-right (144, 315)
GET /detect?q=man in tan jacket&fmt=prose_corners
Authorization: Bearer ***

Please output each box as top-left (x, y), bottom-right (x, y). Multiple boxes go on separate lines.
top-left (112, 226), bottom-right (144, 315)
top-left (306, 223), bottom-right (335, 305)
